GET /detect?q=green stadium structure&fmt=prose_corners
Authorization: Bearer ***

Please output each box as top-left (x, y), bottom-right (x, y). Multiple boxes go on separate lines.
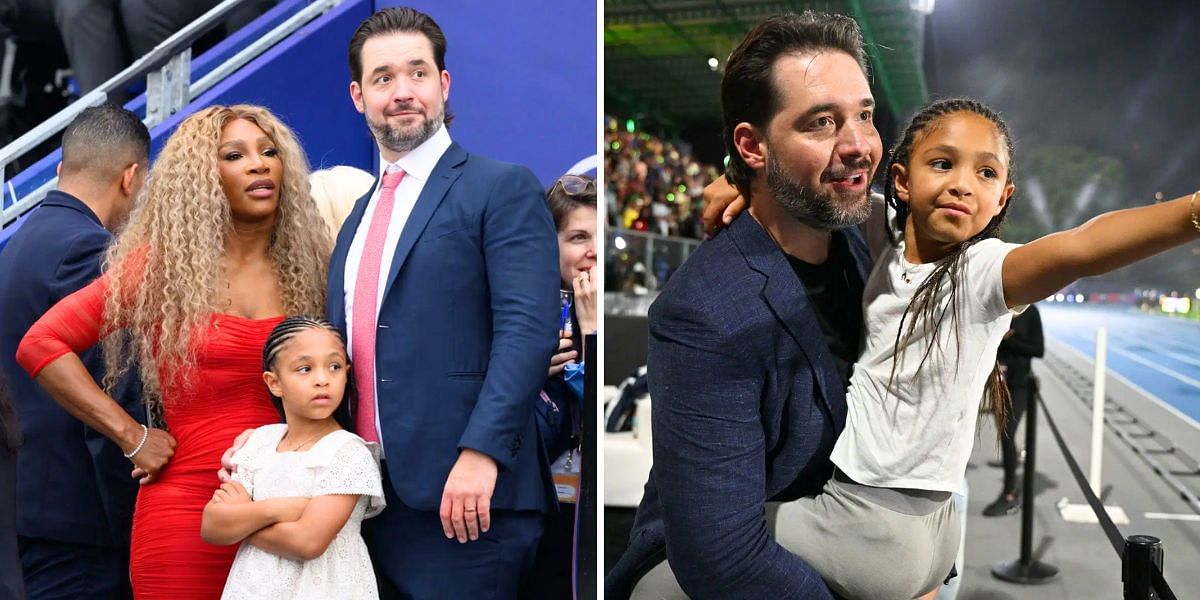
top-left (606, 0), bottom-right (930, 129)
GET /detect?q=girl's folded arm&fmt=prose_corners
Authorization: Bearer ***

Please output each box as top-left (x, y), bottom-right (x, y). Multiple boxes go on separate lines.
top-left (200, 496), bottom-right (308, 546)
top-left (245, 494), bottom-right (360, 561)
top-left (1002, 194), bottom-right (1199, 308)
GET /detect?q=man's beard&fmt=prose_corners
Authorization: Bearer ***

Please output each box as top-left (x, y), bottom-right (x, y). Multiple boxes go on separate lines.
top-left (766, 153), bottom-right (872, 231)
top-left (366, 105), bottom-right (443, 155)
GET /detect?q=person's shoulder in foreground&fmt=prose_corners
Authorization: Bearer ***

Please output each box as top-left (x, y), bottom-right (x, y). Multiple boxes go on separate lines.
top-left (648, 211), bottom-right (768, 335)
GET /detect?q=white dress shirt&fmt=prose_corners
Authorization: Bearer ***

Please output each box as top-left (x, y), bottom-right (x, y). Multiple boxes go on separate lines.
top-left (343, 124), bottom-right (453, 453)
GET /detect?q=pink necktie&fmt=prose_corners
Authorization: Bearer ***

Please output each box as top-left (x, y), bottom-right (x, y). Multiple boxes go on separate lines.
top-left (352, 169), bottom-right (405, 443)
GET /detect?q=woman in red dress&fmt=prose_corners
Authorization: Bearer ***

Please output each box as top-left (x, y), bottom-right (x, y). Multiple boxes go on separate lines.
top-left (16, 105), bottom-right (331, 599)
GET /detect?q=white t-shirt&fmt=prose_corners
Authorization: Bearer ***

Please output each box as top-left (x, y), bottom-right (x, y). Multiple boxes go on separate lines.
top-left (830, 237), bottom-right (1025, 494)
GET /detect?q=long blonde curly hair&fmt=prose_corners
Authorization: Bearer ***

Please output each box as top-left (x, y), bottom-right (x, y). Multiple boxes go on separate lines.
top-left (101, 105), bottom-right (332, 412)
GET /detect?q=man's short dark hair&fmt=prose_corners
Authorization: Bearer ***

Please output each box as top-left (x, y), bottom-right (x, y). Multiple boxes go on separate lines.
top-left (721, 11), bottom-right (870, 191)
top-left (348, 7), bottom-right (453, 125)
top-left (60, 105), bottom-right (150, 180)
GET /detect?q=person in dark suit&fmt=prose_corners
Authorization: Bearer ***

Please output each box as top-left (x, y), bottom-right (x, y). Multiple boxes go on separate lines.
top-left (0, 105), bottom-right (147, 599)
top-left (606, 12), bottom-right (883, 599)
top-left (0, 376), bottom-right (25, 600)
top-left (983, 303), bottom-right (1044, 516)
top-left (328, 8), bottom-right (559, 599)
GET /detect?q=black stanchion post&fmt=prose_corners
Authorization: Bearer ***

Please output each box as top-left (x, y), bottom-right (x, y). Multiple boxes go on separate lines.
top-left (993, 377), bottom-right (1059, 584)
top-left (1123, 535), bottom-right (1162, 600)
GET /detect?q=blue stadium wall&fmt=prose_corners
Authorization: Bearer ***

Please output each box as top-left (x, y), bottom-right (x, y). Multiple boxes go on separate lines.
top-left (2, 0), bottom-right (596, 244)
top-left (160, 0), bottom-right (597, 183)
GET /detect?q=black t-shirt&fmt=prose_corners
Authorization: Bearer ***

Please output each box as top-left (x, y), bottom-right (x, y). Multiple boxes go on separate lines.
top-left (786, 232), bottom-right (864, 389)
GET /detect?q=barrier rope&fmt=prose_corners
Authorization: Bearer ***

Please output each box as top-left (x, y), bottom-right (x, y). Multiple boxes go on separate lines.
top-left (1037, 389), bottom-right (1177, 600)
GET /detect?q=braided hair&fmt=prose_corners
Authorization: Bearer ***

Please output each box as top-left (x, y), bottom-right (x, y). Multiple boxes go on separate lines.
top-left (881, 98), bottom-right (1017, 440)
top-left (262, 316), bottom-right (356, 432)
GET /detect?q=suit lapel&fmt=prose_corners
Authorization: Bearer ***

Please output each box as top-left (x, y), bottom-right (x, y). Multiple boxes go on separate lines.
top-left (328, 176), bottom-right (382, 332)
top-left (731, 214), bottom-right (846, 430)
top-left (380, 142), bottom-right (467, 302)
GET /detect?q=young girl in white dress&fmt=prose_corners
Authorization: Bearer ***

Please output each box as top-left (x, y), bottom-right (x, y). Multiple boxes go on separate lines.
top-left (201, 316), bottom-right (384, 599)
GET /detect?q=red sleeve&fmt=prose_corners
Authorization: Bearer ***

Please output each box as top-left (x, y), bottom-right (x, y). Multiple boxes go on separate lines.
top-left (16, 272), bottom-right (110, 378)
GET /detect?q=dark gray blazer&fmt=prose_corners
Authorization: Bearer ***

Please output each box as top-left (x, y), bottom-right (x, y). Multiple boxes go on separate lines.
top-left (606, 211), bottom-right (871, 599)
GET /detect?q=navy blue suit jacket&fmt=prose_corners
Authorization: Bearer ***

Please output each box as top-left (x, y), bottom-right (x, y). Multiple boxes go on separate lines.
top-left (606, 212), bottom-right (871, 599)
top-left (327, 142), bottom-right (560, 513)
top-left (0, 191), bottom-right (142, 548)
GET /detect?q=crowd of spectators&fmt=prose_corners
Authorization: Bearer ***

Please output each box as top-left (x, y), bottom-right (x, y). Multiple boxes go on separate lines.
top-left (604, 116), bottom-right (721, 296)
top-left (604, 116), bottom-right (720, 240)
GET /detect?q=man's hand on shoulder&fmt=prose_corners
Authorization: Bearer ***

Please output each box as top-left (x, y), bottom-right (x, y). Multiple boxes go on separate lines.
top-left (440, 448), bottom-right (498, 543)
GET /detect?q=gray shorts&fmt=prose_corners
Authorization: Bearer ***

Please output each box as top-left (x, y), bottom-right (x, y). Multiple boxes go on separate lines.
top-left (771, 476), bottom-right (960, 600)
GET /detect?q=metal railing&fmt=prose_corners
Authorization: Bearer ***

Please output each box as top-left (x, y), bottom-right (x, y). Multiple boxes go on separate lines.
top-left (0, 0), bottom-right (343, 229)
top-left (606, 228), bottom-right (701, 305)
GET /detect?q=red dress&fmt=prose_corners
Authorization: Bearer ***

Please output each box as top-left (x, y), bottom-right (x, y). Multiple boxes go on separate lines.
top-left (17, 273), bottom-right (282, 599)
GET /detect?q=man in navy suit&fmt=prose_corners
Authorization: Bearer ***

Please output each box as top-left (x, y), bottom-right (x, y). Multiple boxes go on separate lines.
top-left (328, 8), bottom-right (559, 599)
top-left (606, 13), bottom-right (883, 599)
top-left (0, 105), bottom-right (148, 599)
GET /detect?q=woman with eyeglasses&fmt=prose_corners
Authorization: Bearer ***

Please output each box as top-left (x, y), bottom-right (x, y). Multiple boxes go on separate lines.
top-left (529, 173), bottom-right (597, 599)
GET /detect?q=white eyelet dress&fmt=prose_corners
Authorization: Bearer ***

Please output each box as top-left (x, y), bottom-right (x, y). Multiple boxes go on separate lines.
top-left (220, 424), bottom-right (386, 600)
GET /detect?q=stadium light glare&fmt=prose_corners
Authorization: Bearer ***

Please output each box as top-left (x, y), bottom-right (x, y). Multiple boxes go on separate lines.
top-left (707, 56), bottom-right (719, 70)
top-left (909, 0), bottom-right (935, 14)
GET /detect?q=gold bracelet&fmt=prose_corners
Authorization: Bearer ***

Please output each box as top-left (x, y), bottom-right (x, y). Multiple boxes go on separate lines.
top-left (1191, 190), bottom-right (1200, 234)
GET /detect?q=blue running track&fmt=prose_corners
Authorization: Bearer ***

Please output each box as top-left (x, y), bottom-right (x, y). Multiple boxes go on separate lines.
top-left (1040, 303), bottom-right (1200, 425)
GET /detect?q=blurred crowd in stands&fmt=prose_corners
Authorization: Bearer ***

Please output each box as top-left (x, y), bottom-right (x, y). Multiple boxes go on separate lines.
top-left (604, 116), bottom-right (721, 296)
top-left (604, 117), bottom-right (719, 239)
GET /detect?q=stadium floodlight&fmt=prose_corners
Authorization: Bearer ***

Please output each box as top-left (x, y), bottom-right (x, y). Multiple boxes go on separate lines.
top-left (909, 0), bottom-right (935, 15)
top-left (707, 57), bottom-right (719, 70)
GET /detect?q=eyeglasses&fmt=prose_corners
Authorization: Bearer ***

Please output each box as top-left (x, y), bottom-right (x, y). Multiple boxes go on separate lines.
top-left (553, 174), bottom-right (595, 197)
